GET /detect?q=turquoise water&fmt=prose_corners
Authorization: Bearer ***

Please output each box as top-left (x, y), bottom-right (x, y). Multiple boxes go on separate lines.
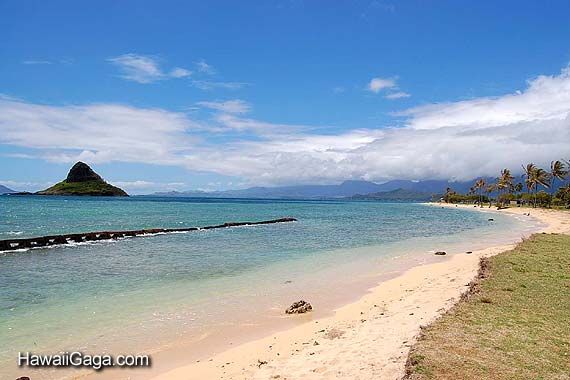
top-left (0, 196), bottom-right (540, 379)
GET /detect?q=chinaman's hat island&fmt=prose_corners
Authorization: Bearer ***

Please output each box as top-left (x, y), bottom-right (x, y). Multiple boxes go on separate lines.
top-left (33, 162), bottom-right (128, 197)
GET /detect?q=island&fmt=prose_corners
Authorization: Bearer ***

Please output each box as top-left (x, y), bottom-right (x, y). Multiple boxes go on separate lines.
top-left (36, 162), bottom-right (128, 197)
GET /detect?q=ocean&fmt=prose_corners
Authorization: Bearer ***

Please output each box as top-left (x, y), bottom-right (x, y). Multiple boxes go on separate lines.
top-left (0, 196), bottom-right (542, 379)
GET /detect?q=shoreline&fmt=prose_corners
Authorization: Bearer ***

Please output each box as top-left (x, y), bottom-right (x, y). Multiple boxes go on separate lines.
top-left (142, 205), bottom-right (568, 380)
top-left (6, 203), bottom-right (536, 380)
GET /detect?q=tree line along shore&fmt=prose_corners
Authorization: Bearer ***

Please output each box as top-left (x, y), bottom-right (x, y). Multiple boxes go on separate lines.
top-left (440, 159), bottom-right (570, 208)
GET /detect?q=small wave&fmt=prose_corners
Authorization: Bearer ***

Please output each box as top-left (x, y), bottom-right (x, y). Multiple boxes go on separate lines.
top-left (6, 231), bottom-right (24, 236)
top-left (0, 247), bottom-right (30, 254)
top-left (0, 239), bottom-right (117, 255)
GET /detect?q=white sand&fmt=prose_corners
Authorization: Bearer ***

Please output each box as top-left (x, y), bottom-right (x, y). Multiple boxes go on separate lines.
top-left (147, 205), bottom-right (569, 380)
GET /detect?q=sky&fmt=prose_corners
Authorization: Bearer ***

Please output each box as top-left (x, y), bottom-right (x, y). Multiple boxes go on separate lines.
top-left (1, 0), bottom-right (569, 194)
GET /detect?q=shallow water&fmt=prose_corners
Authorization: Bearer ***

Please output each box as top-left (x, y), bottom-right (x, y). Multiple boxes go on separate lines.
top-left (0, 196), bottom-right (542, 379)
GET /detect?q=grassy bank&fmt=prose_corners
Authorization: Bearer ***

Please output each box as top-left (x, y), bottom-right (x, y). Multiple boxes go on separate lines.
top-left (405, 233), bottom-right (570, 380)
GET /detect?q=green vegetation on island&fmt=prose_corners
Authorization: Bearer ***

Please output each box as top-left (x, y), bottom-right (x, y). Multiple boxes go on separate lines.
top-left (37, 162), bottom-right (128, 197)
top-left (405, 233), bottom-right (570, 380)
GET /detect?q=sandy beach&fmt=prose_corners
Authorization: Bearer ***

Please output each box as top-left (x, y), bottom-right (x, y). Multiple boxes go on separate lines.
top-left (149, 205), bottom-right (569, 380)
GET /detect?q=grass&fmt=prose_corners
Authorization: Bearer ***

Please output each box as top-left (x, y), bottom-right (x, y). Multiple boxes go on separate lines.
top-left (405, 233), bottom-right (570, 380)
top-left (38, 181), bottom-right (128, 196)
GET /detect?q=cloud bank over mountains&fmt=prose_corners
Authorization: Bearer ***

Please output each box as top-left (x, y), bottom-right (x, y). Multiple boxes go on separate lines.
top-left (1, 67), bottom-right (569, 186)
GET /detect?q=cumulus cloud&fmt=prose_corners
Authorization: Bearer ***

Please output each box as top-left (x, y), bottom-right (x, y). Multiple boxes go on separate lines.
top-left (197, 99), bottom-right (251, 114)
top-left (1, 68), bottom-right (569, 186)
top-left (368, 77), bottom-right (396, 93)
top-left (401, 68), bottom-right (570, 130)
top-left (0, 97), bottom-right (198, 165)
top-left (108, 54), bottom-right (192, 83)
top-left (368, 77), bottom-right (411, 99)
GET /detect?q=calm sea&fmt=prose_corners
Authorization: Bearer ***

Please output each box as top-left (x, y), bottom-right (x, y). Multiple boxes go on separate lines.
top-left (0, 196), bottom-right (542, 379)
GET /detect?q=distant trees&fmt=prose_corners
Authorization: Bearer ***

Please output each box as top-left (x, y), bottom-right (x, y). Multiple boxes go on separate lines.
top-left (474, 178), bottom-right (486, 207)
top-left (442, 159), bottom-right (569, 208)
top-left (555, 185), bottom-right (570, 208)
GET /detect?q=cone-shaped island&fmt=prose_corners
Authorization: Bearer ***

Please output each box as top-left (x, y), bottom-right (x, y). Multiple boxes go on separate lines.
top-left (37, 162), bottom-right (128, 196)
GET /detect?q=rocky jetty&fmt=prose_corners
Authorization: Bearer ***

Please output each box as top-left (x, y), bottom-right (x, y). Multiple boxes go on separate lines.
top-left (0, 217), bottom-right (297, 252)
top-left (37, 162), bottom-right (128, 197)
top-left (285, 300), bottom-right (313, 314)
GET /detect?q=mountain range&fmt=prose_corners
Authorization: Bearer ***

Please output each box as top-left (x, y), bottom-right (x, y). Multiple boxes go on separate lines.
top-left (0, 185), bottom-right (16, 194)
top-left (150, 178), bottom-right (494, 199)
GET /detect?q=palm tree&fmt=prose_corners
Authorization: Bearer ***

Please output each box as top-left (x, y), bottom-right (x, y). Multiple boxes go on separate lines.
top-left (485, 184), bottom-right (496, 208)
top-left (522, 163), bottom-right (537, 206)
top-left (444, 187), bottom-right (455, 203)
top-left (474, 178), bottom-right (486, 207)
top-left (549, 160), bottom-right (568, 207)
top-left (531, 167), bottom-right (551, 207)
top-left (497, 169), bottom-right (514, 207)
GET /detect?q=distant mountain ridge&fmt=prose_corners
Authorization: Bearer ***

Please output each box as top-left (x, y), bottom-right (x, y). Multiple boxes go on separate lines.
top-left (349, 188), bottom-right (433, 201)
top-left (149, 178), bottom-right (493, 199)
top-left (0, 184), bottom-right (16, 194)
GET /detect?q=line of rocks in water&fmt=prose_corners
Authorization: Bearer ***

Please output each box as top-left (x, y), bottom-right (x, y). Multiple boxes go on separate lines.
top-left (0, 217), bottom-right (297, 252)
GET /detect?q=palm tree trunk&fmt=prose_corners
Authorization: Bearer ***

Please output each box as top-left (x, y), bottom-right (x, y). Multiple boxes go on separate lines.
top-left (550, 179), bottom-right (555, 208)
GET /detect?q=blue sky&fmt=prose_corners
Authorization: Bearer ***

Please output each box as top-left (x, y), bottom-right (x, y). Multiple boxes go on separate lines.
top-left (1, 0), bottom-right (569, 194)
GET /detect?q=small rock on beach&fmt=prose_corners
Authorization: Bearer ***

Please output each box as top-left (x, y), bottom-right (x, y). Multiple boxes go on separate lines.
top-left (285, 300), bottom-right (313, 314)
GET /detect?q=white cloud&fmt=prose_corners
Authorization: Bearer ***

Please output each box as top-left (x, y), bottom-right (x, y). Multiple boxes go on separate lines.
top-left (107, 54), bottom-right (192, 83)
top-left (107, 54), bottom-right (164, 83)
top-left (1, 67), bottom-right (569, 186)
top-left (0, 98), bottom-right (198, 165)
top-left (0, 180), bottom-right (54, 189)
top-left (22, 60), bottom-right (52, 65)
top-left (385, 91), bottom-right (411, 99)
top-left (401, 68), bottom-right (570, 130)
top-left (170, 67), bottom-right (192, 78)
top-left (191, 80), bottom-right (247, 90)
top-left (333, 86), bottom-right (345, 94)
top-left (214, 114), bottom-right (311, 135)
top-left (368, 77), bottom-right (396, 93)
top-left (197, 100), bottom-right (251, 114)
top-left (109, 180), bottom-right (188, 194)
top-left (111, 180), bottom-right (156, 188)
top-left (368, 77), bottom-right (411, 99)
top-left (195, 59), bottom-right (216, 74)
